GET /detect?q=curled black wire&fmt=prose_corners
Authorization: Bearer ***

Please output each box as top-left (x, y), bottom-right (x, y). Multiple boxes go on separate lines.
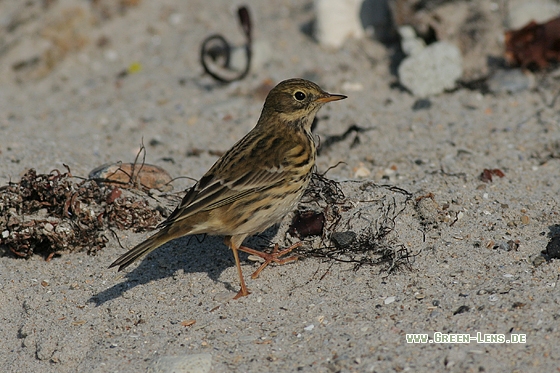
top-left (200, 6), bottom-right (253, 83)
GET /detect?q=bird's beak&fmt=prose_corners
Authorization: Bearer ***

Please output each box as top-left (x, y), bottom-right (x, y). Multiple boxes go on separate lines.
top-left (316, 93), bottom-right (347, 103)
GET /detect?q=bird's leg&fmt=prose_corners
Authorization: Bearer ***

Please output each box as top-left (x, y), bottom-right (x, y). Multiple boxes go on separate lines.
top-left (225, 238), bottom-right (251, 299)
top-left (237, 242), bottom-right (301, 279)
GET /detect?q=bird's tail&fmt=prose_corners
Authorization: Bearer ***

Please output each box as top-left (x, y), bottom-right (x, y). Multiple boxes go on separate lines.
top-left (109, 227), bottom-right (177, 271)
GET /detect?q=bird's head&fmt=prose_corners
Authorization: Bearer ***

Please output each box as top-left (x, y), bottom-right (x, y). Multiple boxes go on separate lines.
top-left (259, 78), bottom-right (346, 132)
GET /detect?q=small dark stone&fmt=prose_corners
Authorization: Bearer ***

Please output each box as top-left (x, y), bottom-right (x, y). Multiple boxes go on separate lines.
top-left (511, 302), bottom-right (526, 309)
top-left (412, 98), bottom-right (431, 111)
top-left (532, 255), bottom-right (546, 267)
top-left (453, 305), bottom-right (470, 315)
top-left (432, 299), bottom-right (440, 307)
top-left (494, 240), bottom-right (518, 251)
top-left (507, 239), bottom-right (520, 251)
top-left (187, 148), bottom-right (204, 157)
top-left (149, 138), bottom-right (162, 146)
top-left (331, 231), bottom-right (357, 248)
top-left (546, 235), bottom-right (560, 259)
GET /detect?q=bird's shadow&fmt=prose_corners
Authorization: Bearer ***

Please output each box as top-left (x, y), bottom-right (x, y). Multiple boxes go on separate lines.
top-left (89, 226), bottom-right (280, 306)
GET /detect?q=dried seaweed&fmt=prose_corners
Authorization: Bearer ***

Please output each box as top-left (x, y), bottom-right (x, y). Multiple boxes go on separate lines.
top-left (317, 124), bottom-right (375, 156)
top-left (293, 174), bottom-right (414, 273)
top-left (505, 16), bottom-right (560, 69)
top-left (200, 6), bottom-right (253, 83)
top-left (0, 167), bottom-right (164, 259)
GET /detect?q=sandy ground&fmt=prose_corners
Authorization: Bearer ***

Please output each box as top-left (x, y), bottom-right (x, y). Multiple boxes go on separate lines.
top-left (1, 1), bottom-right (560, 372)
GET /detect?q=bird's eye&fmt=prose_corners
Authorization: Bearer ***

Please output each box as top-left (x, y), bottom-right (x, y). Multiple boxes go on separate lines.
top-left (294, 91), bottom-right (306, 101)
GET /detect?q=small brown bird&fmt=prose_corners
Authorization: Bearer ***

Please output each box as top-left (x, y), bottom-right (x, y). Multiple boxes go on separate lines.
top-left (109, 78), bottom-right (346, 298)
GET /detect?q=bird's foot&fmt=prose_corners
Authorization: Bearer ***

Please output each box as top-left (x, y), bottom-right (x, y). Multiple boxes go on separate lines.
top-left (238, 242), bottom-right (301, 279)
top-left (233, 288), bottom-right (251, 300)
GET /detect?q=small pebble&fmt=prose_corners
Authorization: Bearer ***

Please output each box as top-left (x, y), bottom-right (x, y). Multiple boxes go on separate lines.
top-left (149, 354), bottom-right (212, 373)
top-left (331, 231), bottom-right (357, 248)
top-left (412, 99), bottom-right (431, 111)
top-left (384, 296), bottom-right (396, 305)
top-left (488, 69), bottom-right (535, 93)
top-left (453, 305), bottom-right (470, 315)
top-left (532, 255), bottom-right (546, 267)
top-left (353, 163), bottom-right (371, 178)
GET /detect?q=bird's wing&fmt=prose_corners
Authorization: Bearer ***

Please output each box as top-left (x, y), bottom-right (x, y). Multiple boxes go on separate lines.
top-left (161, 150), bottom-right (286, 227)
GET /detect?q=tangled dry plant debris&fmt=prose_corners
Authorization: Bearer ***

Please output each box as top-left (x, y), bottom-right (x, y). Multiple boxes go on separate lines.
top-left (1, 162), bottom-right (414, 274)
top-left (479, 168), bottom-right (505, 183)
top-left (291, 173), bottom-right (414, 273)
top-left (316, 124), bottom-right (375, 156)
top-left (0, 166), bottom-right (165, 259)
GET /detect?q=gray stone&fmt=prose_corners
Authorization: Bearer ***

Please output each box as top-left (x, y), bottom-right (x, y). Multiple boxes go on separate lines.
top-left (398, 41), bottom-right (463, 97)
top-left (331, 231), bottom-right (357, 248)
top-left (149, 354), bottom-right (212, 373)
top-left (488, 69), bottom-right (535, 93)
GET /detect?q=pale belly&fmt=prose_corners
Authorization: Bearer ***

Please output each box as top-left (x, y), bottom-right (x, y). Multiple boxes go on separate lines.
top-left (236, 188), bottom-right (304, 235)
top-left (196, 182), bottom-right (307, 238)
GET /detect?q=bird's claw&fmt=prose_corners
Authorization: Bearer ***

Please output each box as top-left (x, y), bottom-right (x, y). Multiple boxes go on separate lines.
top-left (238, 242), bottom-right (301, 279)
